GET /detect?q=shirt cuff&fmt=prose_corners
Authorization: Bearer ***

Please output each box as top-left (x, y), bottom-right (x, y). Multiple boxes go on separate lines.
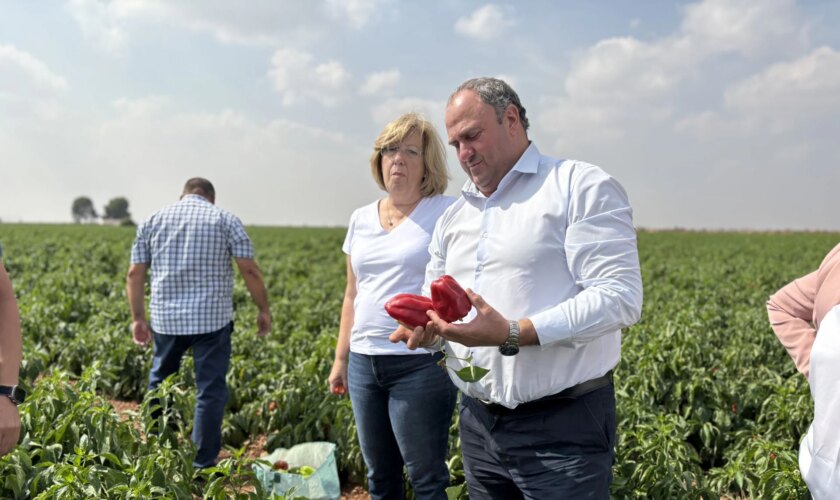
top-left (529, 310), bottom-right (572, 347)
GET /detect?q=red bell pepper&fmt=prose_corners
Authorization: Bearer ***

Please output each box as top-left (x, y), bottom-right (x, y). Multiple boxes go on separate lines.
top-left (431, 275), bottom-right (471, 323)
top-left (384, 293), bottom-right (434, 329)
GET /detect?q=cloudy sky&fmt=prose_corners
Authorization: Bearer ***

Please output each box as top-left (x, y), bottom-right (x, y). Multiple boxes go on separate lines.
top-left (1, 0), bottom-right (839, 230)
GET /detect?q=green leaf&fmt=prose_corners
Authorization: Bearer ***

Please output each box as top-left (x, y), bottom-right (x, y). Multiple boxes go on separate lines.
top-left (446, 483), bottom-right (467, 500)
top-left (454, 365), bottom-right (489, 383)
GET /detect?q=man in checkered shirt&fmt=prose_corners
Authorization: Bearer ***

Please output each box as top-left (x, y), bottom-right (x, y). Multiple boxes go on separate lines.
top-left (126, 177), bottom-right (271, 470)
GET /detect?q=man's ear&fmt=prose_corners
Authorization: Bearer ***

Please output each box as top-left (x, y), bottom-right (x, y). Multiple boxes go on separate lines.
top-left (504, 104), bottom-right (520, 131)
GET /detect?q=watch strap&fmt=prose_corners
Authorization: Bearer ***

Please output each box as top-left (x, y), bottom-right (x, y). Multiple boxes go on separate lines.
top-left (0, 385), bottom-right (25, 405)
top-left (499, 320), bottom-right (520, 356)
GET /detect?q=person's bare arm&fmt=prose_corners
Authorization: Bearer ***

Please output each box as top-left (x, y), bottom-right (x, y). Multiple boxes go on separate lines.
top-left (235, 258), bottom-right (271, 336)
top-left (0, 261), bottom-right (22, 456)
top-left (126, 263), bottom-right (152, 346)
top-left (329, 256), bottom-right (356, 395)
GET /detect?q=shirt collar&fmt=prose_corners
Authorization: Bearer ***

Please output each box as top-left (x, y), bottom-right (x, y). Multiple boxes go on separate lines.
top-left (181, 194), bottom-right (211, 203)
top-left (461, 142), bottom-right (542, 199)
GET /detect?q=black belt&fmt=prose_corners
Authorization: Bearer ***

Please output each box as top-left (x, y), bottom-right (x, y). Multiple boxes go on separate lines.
top-left (471, 370), bottom-right (614, 414)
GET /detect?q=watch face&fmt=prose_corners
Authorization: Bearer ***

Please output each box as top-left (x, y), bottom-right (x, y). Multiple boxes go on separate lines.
top-left (11, 386), bottom-right (25, 404)
top-left (0, 385), bottom-right (25, 405)
top-left (499, 344), bottom-right (520, 356)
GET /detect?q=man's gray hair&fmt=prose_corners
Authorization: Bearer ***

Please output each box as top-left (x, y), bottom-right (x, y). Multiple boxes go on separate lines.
top-left (451, 77), bottom-right (529, 131)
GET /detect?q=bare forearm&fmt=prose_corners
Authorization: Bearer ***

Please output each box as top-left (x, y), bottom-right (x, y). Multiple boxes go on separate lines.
top-left (335, 256), bottom-right (357, 362)
top-left (0, 298), bottom-right (21, 386)
top-left (0, 267), bottom-right (21, 386)
top-left (126, 265), bottom-right (148, 321)
top-left (335, 295), bottom-right (354, 363)
top-left (241, 266), bottom-right (270, 313)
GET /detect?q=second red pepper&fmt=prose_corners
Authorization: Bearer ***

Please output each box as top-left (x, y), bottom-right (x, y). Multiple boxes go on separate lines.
top-left (431, 275), bottom-right (471, 323)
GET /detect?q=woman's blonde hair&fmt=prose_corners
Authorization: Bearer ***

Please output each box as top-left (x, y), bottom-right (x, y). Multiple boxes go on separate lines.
top-left (370, 112), bottom-right (449, 196)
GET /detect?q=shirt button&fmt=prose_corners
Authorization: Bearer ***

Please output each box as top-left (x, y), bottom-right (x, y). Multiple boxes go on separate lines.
top-left (477, 265), bottom-right (484, 272)
top-left (481, 232), bottom-right (488, 239)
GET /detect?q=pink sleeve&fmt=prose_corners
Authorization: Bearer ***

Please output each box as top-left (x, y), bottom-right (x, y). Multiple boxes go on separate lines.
top-left (767, 270), bottom-right (819, 379)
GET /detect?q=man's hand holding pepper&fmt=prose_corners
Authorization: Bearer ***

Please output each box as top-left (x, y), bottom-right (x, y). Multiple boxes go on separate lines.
top-left (390, 289), bottom-right (535, 349)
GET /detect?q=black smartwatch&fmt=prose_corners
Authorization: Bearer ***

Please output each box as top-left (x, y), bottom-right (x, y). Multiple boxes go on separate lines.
top-left (0, 385), bottom-right (26, 405)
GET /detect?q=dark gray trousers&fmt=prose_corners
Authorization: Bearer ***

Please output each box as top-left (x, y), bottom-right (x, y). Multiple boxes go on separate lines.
top-left (459, 382), bottom-right (616, 499)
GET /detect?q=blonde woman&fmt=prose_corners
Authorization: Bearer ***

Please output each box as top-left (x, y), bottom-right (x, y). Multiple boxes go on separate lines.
top-left (329, 113), bottom-right (457, 499)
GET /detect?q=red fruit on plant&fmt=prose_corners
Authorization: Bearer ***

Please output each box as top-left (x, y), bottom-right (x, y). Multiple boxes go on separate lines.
top-left (268, 401), bottom-right (278, 411)
top-left (431, 275), bottom-right (471, 322)
top-left (385, 293), bottom-right (433, 328)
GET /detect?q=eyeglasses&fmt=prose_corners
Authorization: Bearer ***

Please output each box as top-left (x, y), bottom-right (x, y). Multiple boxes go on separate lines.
top-left (380, 145), bottom-right (423, 159)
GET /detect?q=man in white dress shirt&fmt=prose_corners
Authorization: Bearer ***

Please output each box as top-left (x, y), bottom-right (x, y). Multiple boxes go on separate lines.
top-left (392, 77), bottom-right (643, 498)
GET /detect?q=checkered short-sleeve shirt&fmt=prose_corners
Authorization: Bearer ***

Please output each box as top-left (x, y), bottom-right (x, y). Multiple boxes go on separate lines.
top-left (130, 194), bottom-right (255, 335)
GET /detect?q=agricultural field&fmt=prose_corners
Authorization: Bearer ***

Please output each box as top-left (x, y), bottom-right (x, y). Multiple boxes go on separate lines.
top-left (0, 224), bottom-right (836, 499)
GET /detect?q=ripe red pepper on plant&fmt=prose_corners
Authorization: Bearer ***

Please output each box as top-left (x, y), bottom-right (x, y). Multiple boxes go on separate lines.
top-left (431, 275), bottom-right (471, 323)
top-left (384, 293), bottom-right (434, 329)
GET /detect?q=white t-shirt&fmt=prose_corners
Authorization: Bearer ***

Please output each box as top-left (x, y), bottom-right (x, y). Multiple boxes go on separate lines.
top-left (343, 194), bottom-right (455, 355)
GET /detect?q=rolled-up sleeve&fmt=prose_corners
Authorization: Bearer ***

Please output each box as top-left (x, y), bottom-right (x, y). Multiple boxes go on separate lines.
top-left (767, 271), bottom-right (818, 378)
top-left (530, 168), bottom-right (643, 345)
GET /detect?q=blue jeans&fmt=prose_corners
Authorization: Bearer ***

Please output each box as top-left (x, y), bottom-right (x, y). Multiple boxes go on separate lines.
top-left (148, 322), bottom-right (233, 469)
top-left (348, 352), bottom-right (457, 500)
top-left (459, 382), bottom-right (616, 499)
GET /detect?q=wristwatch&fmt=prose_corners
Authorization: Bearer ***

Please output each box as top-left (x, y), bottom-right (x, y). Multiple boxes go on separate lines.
top-left (0, 385), bottom-right (26, 405)
top-left (498, 320), bottom-right (520, 356)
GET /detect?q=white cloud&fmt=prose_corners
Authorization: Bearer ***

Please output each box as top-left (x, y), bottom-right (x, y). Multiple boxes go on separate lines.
top-left (681, 0), bottom-right (806, 58)
top-left (0, 44), bottom-right (68, 93)
top-left (1, 98), bottom-right (377, 225)
top-left (64, 0), bottom-right (383, 48)
top-left (325, 0), bottom-right (388, 29)
top-left (370, 97), bottom-right (445, 128)
top-left (678, 46), bottom-right (840, 137)
top-left (538, 0), bottom-right (814, 147)
top-left (95, 107), bottom-right (376, 225)
top-left (65, 0), bottom-right (129, 53)
top-left (111, 95), bottom-right (171, 118)
top-left (0, 45), bottom-right (68, 120)
top-left (564, 37), bottom-right (688, 104)
top-left (158, 1), bottom-right (326, 46)
top-left (726, 46), bottom-right (840, 114)
top-left (360, 70), bottom-right (401, 96)
top-left (268, 48), bottom-right (351, 107)
top-left (454, 4), bottom-right (516, 41)
top-left (529, 0), bottom-right (839, 230)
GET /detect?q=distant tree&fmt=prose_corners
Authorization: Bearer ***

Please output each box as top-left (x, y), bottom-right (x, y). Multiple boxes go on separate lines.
top-left (72, 196), bottom-right (98, 223)
top-left (103, 197), bottom-right (131, 223)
